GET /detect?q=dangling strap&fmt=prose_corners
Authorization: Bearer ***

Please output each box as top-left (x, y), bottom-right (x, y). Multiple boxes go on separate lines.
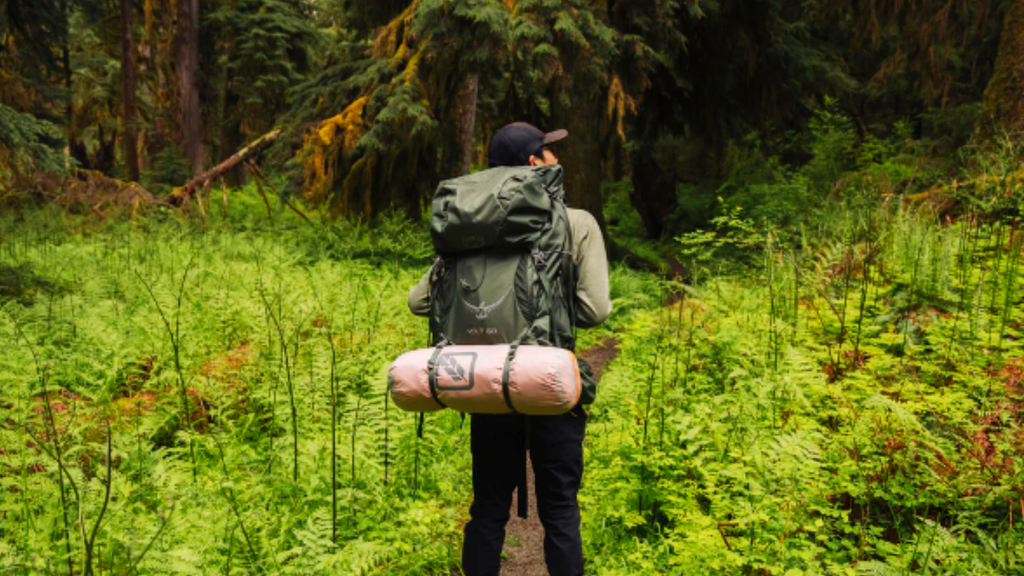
top-left (561, 207), bottom-right (578, 352)
top-left (518, 416), bottom-right (531, 519)
top-left (427, 338), bottom-right (450, 410)
top-left (501, 341), bottom-right (521, 413)
top-left (417, 413), bottom-right (425, 439)
top-left (529, 250), bottom-right (558, 348)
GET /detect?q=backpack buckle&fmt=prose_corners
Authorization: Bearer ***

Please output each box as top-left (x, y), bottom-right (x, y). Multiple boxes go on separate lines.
top-left (532, 249), bottom-right (548, 270)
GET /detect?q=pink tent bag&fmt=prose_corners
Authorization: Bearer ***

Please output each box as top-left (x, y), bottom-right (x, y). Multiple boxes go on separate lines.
top-left (388, 343), bottom-right (581, 415)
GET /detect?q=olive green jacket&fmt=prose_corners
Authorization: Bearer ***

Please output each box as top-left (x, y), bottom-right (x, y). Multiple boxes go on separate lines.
top-left (407, 208), bottom-right (612, 328)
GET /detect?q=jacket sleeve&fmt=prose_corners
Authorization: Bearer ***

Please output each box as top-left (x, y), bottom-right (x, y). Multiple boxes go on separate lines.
top-left (571, 210), bottom-right (613, 328)
top-left (408, 267), bottom-right (432, 317)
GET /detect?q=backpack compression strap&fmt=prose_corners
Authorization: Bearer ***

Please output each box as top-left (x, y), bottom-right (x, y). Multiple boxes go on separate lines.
top-left (499, 339), bottom-right (532, 520)
top-left (427, 339), bottom-right (450, 410)
top-left (500, 340), bottom-right (521, 413)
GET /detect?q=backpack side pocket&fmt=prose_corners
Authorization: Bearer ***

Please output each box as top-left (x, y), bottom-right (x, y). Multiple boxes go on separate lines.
top-left (576, 357), bottom-right (598, 405)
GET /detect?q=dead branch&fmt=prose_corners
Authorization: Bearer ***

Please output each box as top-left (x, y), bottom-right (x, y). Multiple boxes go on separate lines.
top-left (247, 161), bottom-right (315, 227)
top-left (170, 128), bottom-right (281, 205)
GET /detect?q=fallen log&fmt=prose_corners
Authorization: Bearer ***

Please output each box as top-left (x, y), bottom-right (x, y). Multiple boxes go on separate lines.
top-left (169, 128), bottom-right (281, 205)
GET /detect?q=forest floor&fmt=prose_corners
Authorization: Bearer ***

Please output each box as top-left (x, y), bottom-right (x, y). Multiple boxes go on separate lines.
top-left (6, 195), bottom-right (1023, 575)
top-left (502, 464), bottom-right (545, 575)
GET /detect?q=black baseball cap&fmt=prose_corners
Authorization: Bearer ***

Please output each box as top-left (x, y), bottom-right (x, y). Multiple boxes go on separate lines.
top-left (488, 122), bottom-right (568, 167)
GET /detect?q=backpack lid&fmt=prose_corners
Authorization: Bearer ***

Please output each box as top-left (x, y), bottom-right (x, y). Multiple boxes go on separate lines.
top-left (430, 165), bottom-right (564, 255)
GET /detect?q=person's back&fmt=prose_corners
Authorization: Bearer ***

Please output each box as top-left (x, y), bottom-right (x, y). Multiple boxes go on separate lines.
top-left (407, 122), bottom-right (611, 576)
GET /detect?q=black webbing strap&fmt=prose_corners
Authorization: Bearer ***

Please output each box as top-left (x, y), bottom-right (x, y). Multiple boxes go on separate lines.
top-left (417, 413), bottom-right (425, 439)
top-left (563, 211), bottom-right (578, 352)
top-left (427, 341), bottom-right (449, 410)
top-left (501, 341), bottom-right (521, 413)
top-left (518, 416), bottom-right (531, 519)
top-left (499, 340), bottom-right (528, 518)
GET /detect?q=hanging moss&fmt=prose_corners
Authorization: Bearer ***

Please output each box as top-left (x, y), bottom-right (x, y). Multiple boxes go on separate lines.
top-left (301, 95), bottom-right (369, 218)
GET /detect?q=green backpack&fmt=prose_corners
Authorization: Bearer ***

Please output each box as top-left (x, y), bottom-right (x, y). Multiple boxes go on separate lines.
top-left (428, 164), bottom-right (595, 403)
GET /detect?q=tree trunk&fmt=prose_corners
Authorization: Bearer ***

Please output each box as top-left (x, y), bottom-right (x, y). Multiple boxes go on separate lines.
top-left (454, 74), bottom-right (479, 176)
top-left (554, 91), bottom-right (609, 243)
top-left (220, 67), bottom-right (246, 187)
top-left (630, 144), bottom-right (675, 239)
top-left (177, 0), bottom-right (202, 176)
top-left (980, 0), bottom-right (1024, 136)
top-left (142, 38), bottom-right (168, 175)
top-left (121, 0), bottom-right (140, 182)
top-left (62, 0), bottom-right (72, 169)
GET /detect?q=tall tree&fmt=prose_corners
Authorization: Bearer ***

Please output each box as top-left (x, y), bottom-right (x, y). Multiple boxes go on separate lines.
top-left (454, 74), bottom-right (479, 176)
top-left (1, 0), bottom-right (72, 125)
top-left (506, 0), bottom-right (620, 236)
top-left (60, 0), bottom-right (73, 149)
top-left (120, 0), bottom-right (139, 181)
top-left (206, 0), bottom-right (316, 184)
top-left (177, 0), bottom-right (202, 175)
top-left (294, 0), bottom-right (633, 229)
top-left (624, 0), bottom-right (853, 237)
top-left (293, 0), bottom-right (508, 219)
top-left (811, 0), bottom-right (1002, 109)
top-left (980, 0), bottom-right (1024, 135)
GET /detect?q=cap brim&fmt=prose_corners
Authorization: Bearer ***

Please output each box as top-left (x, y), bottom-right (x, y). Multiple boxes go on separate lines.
top-left (543, 129), bottom-right (568, 145)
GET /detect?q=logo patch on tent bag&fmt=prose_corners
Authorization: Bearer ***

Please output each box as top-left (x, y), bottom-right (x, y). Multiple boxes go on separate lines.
top-left (435, 352), bottom-right (477, 391)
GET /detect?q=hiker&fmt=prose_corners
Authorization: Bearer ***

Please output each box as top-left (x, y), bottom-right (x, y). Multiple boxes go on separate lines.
top-left (407, 122), bottom-right (612, 576)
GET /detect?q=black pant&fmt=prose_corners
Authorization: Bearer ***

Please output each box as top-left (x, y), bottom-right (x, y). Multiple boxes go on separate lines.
top-left (462, 410), bottom-right (587, 576)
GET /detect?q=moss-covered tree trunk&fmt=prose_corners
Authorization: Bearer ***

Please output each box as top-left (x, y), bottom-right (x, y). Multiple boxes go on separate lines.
top-left (454, 74), bottom-right (479, 177)
top-left (630, 142), bottom-right (675, 239)
top-left (177, 0), bottom-right (202, 176)
top-left (554, 91), bottom-right (609, 242)
top-left (121, 0), bottom-right (139, 182)
top-left (980, 0), bottom-right (1024, 135)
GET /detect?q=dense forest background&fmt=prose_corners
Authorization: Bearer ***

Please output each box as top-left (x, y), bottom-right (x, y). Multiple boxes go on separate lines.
top-left (3, 0), bottom-right (1023, 236)
top-left (3, 2), bottom-right (1024, 575)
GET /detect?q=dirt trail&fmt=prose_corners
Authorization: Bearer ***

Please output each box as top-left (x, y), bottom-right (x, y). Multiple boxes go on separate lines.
top-left (501, 464), bottom-right (546, 575)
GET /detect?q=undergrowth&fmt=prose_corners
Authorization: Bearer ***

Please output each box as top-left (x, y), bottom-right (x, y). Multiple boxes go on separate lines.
top-left (2, 125), bottom-right (1024, 574)
top-left (0, 207), bottom-right (469, 575)
top-left (581, 143), bottom-right (1024, 574)
top-left (0, 196), bottom-right (657, 575)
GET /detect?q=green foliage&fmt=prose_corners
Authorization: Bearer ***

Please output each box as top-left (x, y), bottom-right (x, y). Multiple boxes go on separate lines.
top-left (207, 0), bottom-right (318, 138)
top-left (681, 102), bottom-right (945, 239)
top-left (575, 263), bottom-right (664, 353)
top-left (288, 0), bottom-right (632, 217)
top-left (503, 0), bottom-right (619, 114)
top-left (141, 145), bottom-right (194, 194)
top-left (0, 104), bottom-right (67, 180)
top-left (627, 0), bottom-right (859, 215)
top-left (584, 211), bottom-right (1024, 575)
top-left (0, 209), bottom-right (468, 575)
top-left (0, 0), bottom-right (71, 86)
top-left (676, 200), bottom-right (765, 276)
top-left (3, 145), bottom-right (1024, 574)
top-left (801, 97), bottom-right (857, 192)
top-left (601, 179), bottom-right (671, 267)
